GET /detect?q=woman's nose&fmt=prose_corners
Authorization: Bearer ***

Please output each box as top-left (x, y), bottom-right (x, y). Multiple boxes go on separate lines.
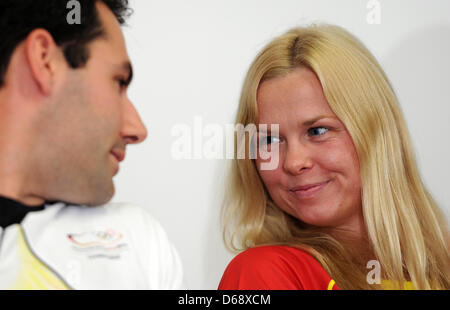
top-left (283, 142), bottom-right (313, 175)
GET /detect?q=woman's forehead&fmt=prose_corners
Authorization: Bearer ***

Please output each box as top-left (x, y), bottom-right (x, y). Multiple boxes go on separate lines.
top-left (256, 68), bottom-right (336, 124)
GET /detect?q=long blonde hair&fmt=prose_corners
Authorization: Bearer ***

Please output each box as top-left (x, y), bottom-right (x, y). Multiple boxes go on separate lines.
top-left (222, 24), bottom-right (450, 289)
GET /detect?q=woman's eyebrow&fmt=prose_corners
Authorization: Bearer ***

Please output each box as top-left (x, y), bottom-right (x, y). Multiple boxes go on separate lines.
top-left (301, 115), bottom-right (337, 126)
top-left (255, 124), bottom-right (277, 136)
top-left (255, 115), bottom-right (338, 133)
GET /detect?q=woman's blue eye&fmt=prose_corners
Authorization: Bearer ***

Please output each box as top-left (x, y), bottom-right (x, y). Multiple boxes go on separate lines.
top-left (308, 126), bottom-right (328, 136)
top-left (260, 135), bottom-right (280, 146)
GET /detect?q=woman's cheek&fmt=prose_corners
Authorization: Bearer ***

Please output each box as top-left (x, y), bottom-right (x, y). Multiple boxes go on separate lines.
top-left (317, 139), bottom-right (352, 170)
top-left (256, 142), bottom-right (282, 172)
top-left (257, 166), bottom-right (276, 188)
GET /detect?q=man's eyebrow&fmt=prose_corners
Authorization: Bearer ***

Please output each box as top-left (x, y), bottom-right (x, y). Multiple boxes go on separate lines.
top-left (125, 62), bottom-right (133, 85)
top-left (118, 61), bottom-right (133, 86)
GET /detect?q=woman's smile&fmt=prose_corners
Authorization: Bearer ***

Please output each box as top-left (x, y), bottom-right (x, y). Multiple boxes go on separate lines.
top-left (290, 179), bottom-right (331, 200)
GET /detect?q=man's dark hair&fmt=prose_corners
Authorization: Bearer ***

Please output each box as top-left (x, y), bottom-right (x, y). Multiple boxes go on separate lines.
top-left (0, 0), bottom-right (131, 87)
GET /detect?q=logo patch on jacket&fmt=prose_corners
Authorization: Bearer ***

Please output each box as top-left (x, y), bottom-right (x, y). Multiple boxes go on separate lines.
top-left (67, 229), bottom-right (128, 259)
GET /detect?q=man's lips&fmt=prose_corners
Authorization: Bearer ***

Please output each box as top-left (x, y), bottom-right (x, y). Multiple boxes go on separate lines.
top-left (110, 149), bottom-right (125, 162)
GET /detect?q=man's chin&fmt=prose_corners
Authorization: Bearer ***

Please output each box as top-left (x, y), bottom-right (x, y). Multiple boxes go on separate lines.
top-left (46, 184), bottom-right (115, 207)
top-left (85, 186), bottom-right (115, 206)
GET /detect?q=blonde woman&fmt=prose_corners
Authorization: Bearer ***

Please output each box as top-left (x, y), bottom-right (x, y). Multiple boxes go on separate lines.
top-left (219, 24), bottom-right (449, 290)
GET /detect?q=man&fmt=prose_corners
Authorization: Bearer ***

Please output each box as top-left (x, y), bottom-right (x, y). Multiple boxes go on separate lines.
top-left (0, 0), bottom-right (183, 289)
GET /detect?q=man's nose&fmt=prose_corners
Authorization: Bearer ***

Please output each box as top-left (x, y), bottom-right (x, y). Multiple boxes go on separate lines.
top-left (120, 98), bottom-right (148, 145)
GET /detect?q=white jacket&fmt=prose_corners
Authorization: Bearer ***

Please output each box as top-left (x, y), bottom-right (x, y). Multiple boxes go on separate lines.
top-left (0, 202), bottom-right (184, 289)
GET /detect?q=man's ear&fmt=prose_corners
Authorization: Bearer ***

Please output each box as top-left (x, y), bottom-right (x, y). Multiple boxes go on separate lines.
top-left (24, 29), bottom-right (63, 96)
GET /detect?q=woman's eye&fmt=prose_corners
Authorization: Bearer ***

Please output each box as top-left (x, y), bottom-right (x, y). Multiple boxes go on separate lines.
top-left (260, 135), bottom-right (280, 146)
top-left (308, 126), bottom-right (329, 136)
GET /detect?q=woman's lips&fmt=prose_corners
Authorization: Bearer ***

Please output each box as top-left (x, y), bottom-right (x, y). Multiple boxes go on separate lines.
top-left (290, 180), bottom-right (331, 199)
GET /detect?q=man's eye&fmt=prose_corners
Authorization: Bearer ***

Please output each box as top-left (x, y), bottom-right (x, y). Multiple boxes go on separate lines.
top-left (308, 126), bottom-right (329, 136)
top-left (116, 78), bottom-right (128, 90)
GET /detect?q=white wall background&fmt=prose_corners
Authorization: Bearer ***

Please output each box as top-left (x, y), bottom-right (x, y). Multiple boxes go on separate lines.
top-left (111, 0), bottom-right (450, 289)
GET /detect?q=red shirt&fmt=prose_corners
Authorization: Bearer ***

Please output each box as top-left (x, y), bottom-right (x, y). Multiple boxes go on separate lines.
top-left (218, 245), bottom-right (339, 290)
